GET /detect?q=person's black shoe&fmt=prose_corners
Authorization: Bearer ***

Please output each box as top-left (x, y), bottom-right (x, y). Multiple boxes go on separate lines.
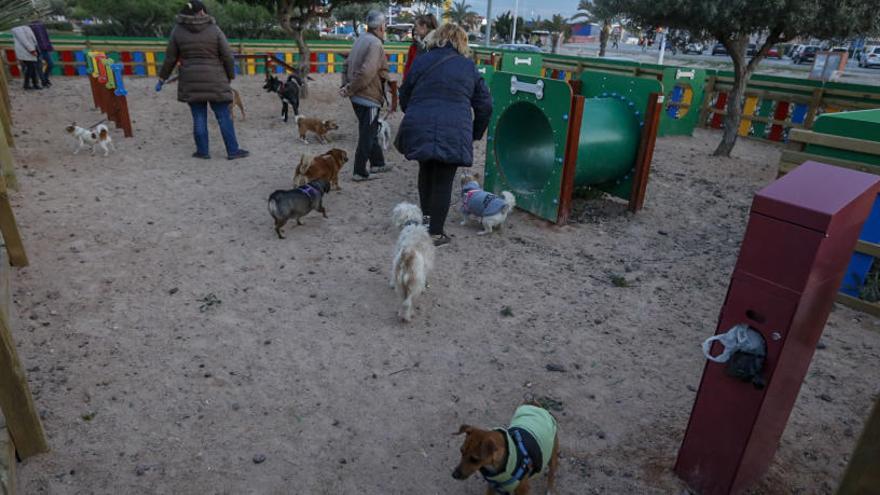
top-left (227, 149), bottom-right (250, 160)
top-left (431, 233), bottom-right (451, 247)
top-left (192, 152), bottom-right (211, 159)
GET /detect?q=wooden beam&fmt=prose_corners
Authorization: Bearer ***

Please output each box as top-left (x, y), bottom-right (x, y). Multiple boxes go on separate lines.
top-left (854, 240), bottom-right (880, 258)
top-left (835, 293), bottom-right (880, 318)
top-left (0, 176), bottom-right (26, 267)
top-left (780, 150), bottom-right (880, 176)
top-left (630, 93), bottom-right (663, 212)
top-left (789, 129), bottom-right (880, 156)
top-left (557, 95), bottom-right (585, 225)
top-left (707, 110), bottom-right (805, 129)
top-left (0, 420), bottom-right (14, 495)
top-left (836, 399), bottom-right (880, 494)
top-left (0, 310), bottom-right (48, 459)
top-left (0, 124), bottom-right (15, 191)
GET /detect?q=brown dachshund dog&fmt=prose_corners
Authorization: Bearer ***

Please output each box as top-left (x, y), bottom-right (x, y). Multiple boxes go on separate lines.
top-left (293, 149), bottom-right (349, 190)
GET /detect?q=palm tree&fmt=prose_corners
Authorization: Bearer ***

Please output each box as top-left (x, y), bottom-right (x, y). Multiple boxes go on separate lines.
top-left (571, 0), bottom-right (618, 57)
top-left (493, 11), bottom-right (523, 43)
top-left (0, 0), bottom-right (48, 31)
top-left (542, 14), bottom-right (570, 54)
top-left (444, 0), bottom-right (477, 31)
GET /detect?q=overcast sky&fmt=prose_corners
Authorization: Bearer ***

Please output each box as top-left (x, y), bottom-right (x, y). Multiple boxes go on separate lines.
top-left (425, 0), bottom-right (584, 23)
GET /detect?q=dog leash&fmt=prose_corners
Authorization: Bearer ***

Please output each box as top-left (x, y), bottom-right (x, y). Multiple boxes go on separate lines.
top-left (86, 119), bottom-right (107, 130)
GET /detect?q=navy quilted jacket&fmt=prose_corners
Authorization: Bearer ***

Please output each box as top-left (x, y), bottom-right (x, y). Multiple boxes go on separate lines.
top-left (398, 46), bottom-right (493, 166)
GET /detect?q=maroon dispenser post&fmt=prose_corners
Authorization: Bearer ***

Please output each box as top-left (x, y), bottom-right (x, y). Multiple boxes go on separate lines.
top-left (674, 161), bottom-right (880, 494)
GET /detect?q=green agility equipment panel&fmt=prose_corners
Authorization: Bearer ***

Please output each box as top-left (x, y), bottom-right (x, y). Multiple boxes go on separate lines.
top-left (485, 73), bottom-right (573, 222)
top-left (807, 110), bottom-right (880, 166)
top-left (477, 64), bottom-right (495, 87)
top-left (501, 51), bottom-right (543, 76)
top-left (485, 70), bottom-right (663, 223)
top-left (658, 67), bottom-right (707, 137)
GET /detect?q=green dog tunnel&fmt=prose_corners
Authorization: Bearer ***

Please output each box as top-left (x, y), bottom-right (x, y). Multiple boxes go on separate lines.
top-left (484, 72), bottom-right (664, 223)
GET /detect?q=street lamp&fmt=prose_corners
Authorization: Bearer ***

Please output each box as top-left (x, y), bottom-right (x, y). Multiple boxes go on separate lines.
top-left (511, 0), bottom-right (519, 44)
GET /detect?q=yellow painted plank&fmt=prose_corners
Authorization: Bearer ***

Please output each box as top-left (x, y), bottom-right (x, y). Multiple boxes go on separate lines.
top-left (739, 96), bottom-right (759, 136)
top-left (327, 53), bottom-right (335, 73)
top-left (145, 51), bottom-right (156, 77)
top-left (246, 57), bottom-right (256, 75)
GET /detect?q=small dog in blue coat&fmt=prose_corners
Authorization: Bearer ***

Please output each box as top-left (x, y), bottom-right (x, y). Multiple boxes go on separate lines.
top-left (459, 172), bottom-right (516, 235)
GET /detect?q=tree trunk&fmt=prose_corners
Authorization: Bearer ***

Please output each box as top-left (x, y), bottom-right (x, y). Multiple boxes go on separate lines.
top-left (713, 38), bottom-right (750, 157)
top-left (551, 33), bottom-right (560, 54)
top-left (598, 19), bottom-right (610, 57)
top-left (294, 28), bottom-right (310, 98)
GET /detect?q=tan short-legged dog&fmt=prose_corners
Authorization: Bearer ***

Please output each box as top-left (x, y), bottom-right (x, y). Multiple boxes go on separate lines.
top-left (293, 149), bottom-right (349, 190)
top-left (453, 403), bottom-right (559, 495)
top-left (294, 116), bottom-right (338, 144)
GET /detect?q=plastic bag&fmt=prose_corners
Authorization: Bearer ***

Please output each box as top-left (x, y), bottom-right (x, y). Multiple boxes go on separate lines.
top-left (702, 324), bottom-right (764, 363)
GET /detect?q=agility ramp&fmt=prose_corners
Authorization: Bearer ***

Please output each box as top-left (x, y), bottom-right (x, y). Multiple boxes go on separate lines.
top-left (484, 71), bottom-right (664, 223)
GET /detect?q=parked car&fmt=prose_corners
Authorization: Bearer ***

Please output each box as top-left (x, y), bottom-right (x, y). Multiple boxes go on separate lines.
top-left (683, 42), bottom-right (704, 54)
top-left (860, 46), bottom-right (880, 68)
top-left (711, 43), bottom-right (727, 55)
top-left (747, 43), bottom-right (757, 56)
top-left (857, 45), bottom-right (879, 65)
top-left (766, 46), bottom-right (782, 58)
top-left (496, 43), bottom-right (542, 53)
top-left (793, 45), bottom-right (820, 64)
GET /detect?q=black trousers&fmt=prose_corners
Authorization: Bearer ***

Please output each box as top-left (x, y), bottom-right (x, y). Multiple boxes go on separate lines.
top-left (418, 160), bottom-right (459, 235)
top-left (351, 102), bottom-right (385, 177)
top-left (21, 61), bottom-right (40, 89)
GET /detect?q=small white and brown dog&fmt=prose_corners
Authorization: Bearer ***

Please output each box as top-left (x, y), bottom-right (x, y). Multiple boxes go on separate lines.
top-left (459, 172), bottom-right (516, 235)
top-left (377, 118), bottom-right (391, 150)
top-left (65, 122), bottom-right (114, 156)
top-left (390, 203), bottom-right (435, 322)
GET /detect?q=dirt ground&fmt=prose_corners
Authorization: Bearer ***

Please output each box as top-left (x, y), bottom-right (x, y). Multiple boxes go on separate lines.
top-left (4, 74), bottom-right (879, 495)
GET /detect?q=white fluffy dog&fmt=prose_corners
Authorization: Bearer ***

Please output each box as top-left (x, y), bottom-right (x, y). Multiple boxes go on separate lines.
top-left (459, 172), bottom-right (516, 235)
top-left (390, 202), bottom-right (435, 322)
top-left (377, 118), bottom-right (391, 151)
top-left (65, 122), bottom-right (114, 156)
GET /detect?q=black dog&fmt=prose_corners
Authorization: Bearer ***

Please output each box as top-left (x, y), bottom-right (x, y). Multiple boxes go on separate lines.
top-left (263, 74), bottom-right (302, 123)
top-left (267, 179), bottom-right (331, 239)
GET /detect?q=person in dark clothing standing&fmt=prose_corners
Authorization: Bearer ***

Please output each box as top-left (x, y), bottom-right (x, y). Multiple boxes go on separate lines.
top-left (29, 21), bottom-right (54, 87)
top-left (157, 0), bottom-right (248, 160)
top-left (397, 23), bottom-right (493, 247)
top-left (340, 10), bottom-right (391, 181)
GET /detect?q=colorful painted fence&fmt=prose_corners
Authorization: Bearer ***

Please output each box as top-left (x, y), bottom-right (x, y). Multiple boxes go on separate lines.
top-left (0, 34), bottom-right (411, 79)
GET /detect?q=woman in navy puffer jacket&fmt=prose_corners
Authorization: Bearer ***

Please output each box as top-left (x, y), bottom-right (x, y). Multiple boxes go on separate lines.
top-left (397, 23), bottom-right (493, 246)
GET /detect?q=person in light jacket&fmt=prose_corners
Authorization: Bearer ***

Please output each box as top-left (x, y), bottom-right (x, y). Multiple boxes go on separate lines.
top-left (397, 23), bottom-right (493, 247)
top-left (11, 25), bottom-right (40, 90)
top-left (340, 10), bottom-right (392, 181)
top-left (158, 0), bottom-right (248, 160)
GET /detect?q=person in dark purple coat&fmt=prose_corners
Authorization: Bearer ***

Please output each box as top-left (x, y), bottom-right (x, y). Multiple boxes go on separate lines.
top-left (397, 23), bottom-right (493, 247)
top-left (29, 21), bottom-right (54, 88)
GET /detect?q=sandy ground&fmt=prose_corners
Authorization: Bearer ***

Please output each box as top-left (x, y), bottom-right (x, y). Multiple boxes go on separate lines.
top-left (3, 74), bottom-right (880, 495)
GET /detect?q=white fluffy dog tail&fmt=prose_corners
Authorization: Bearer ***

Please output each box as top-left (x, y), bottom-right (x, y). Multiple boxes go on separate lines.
top-left (501, 191), bottom-right (516, 212)
top-left (268, 198), bottom-right (280, 219)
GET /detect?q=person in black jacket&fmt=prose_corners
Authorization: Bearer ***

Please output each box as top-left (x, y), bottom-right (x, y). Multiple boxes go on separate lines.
top-left (397, 23), bottom-right (493, 247)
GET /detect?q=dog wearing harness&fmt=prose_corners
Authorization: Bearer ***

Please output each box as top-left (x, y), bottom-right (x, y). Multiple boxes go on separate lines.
top-left (267, 179), bottom-right (331, 239)
top-left (453, 404), bottom-right (560, 494)
top-left (459, 172), bottom-right (517, 235)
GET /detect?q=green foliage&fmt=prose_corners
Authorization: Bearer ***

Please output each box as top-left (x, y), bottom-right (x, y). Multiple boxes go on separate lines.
top-left (542, 14), bottom-right (571, 53)
top-left (0, 0), bottom-right (50, 31)
top-left (206, 0), bottom-right (278, 39)
top-left (76, 0), bottom-right (179, 37)
top-left (494, 10), bottom-right (523, 42)
top-left (333, 2), bottom-right (385, 35)
top-left (44, 20), bottom-right (75, 31)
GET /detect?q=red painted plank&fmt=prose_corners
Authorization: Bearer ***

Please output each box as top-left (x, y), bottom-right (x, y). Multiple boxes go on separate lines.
top-left (60, 50), bottom-right (75, 76)
top-left (6, 50), bottom-right (20, 77)
top-left (710, 92), bottom-right (728, 129)
top-left (768, 101), bottom-right (790, 142)
top-left (309, 52), bottom-right (317, 73)
top-left (121, 51), bottom-right (133, 75)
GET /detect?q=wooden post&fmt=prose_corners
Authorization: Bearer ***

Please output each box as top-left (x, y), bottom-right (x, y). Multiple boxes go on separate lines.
top-left (698, 76), bottom-right (717, 129)
top-left (0, 68), bottom-right (13, 148)
top-left (0, 176), bottom-right (27, 267)
top-left (0, 299), bottom-right (48, 459)
top-left (836, 400), bottom-right (880, 494)
top-left (557, 95), bottom-right (586, 225)
top-left (0, 122), bottom-right (16, 192)
top-left (804, 88), bottom-right (824, 129)
top-left (629, 92), bottom-right (663, 212)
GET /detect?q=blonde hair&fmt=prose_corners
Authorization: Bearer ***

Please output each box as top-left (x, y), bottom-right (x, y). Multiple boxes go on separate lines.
top-left (424, 23), bottom-right (470, 57)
